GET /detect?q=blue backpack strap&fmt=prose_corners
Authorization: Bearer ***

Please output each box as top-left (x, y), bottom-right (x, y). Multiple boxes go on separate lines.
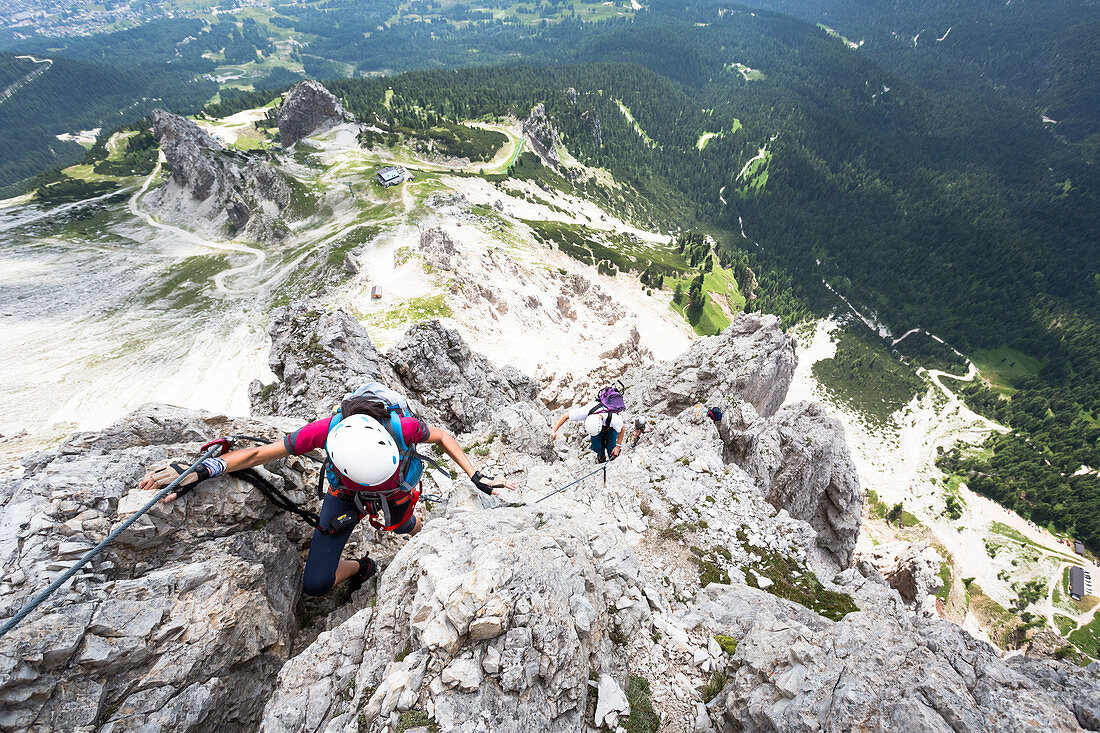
top-left (322, 412), bottom-right (344, 493)
top-left (386, 405), bottom-right (408, 452)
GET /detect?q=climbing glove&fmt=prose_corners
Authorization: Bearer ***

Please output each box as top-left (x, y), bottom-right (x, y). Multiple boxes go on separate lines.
top-left (145, 457), bottom-right (227, 498)
top-left (471, 470), bottom-right (506, 495)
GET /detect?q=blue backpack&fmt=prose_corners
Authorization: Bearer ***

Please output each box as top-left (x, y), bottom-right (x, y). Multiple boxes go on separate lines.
top-left (319, 383), bottom-right (440, 528)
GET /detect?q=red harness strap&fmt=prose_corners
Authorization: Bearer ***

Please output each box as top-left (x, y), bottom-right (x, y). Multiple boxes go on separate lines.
top-left (329, 484), bottom-right (421, 531)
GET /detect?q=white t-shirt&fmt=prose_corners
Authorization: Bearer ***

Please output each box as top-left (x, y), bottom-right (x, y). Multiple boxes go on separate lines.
top-left (567, 401), bottom-right (625, 432)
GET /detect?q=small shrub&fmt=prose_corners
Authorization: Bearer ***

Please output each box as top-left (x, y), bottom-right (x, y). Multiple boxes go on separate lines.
top-left (624, 676), bottom-right (661, 733)
top-left (698, 671), bottom-right (727, 703)
top-left (713, 634), bottom-right (738, 655)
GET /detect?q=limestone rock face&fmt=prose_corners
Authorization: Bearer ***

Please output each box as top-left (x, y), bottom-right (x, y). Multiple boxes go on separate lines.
top-left (718, 400), bottom-right (862, 569)
top-left (685, 584), bottom-right (1100, 733)
top-left (248, 305), bottom-right (398, 421)
top-left (261, 508), bottom-right (646, 733)
top-left (0, 405), bottom-right (308, 732)
top-left (277, 80), bottom-right (348, 147)
top-left (627, 313), bottom-right (797, 419)
top-left (854, 540), bottom-right (944, 612)
top-left (388, 320), bottom-right (538, 433)
top-left (149, 109), bottom-right (291, 243)
top-left (523, 102), bottom-right (562, 167)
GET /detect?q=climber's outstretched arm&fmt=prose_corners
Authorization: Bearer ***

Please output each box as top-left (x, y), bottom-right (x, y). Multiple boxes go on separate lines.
top-left (140, 440), bottom-right (291, 501)
top-left (424, 425), bottom-right (515, 495)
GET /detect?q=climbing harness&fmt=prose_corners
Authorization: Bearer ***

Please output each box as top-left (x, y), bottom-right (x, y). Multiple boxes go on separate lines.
top-left (0, 443), bottom-right (222, 640)
top-left (534, 463), bottom-right (611, 504)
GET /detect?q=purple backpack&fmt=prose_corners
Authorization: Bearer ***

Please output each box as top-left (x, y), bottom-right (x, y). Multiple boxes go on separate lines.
top-left (592, 382), bottom-right (626, 414)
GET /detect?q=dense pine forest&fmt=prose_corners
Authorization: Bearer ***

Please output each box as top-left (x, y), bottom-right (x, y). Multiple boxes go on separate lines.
top-left (1, 0), bottom-right (1097, 546)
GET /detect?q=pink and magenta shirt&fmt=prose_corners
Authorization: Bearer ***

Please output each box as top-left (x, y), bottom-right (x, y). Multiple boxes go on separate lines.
top-left (284, 416), bottom-right (429, 493)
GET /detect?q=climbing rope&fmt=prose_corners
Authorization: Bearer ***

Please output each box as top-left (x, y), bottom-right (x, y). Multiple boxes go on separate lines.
top-left (0, 444), bottom-right (222, 640)
top-left (534, 462), bottom-right (611, 504)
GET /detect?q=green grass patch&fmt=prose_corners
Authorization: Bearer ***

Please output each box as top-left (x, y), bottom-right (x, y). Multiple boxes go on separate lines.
top-left (966, 582), bottom-right (1025, 649)
top-left (623, 675), bottom-right (661, 733)
top-left (395, 709), bottom-right (438, 733)
top-left (698, 671), bottom-right (726, 703)
top-left (971, 346), bottom-right (1045, 391)
top-left (667, 262), bottom-right (746, 336)
top-left (738, 528), bottom-right (858, 621)
top-left (866, 489), bottom-right (888, 519)
top-left (1068, 614), bottom-right (1100, 660)
top-left (736, 149), bottom-right (771, 197)
top-left (989, 522), bottom-right (1080, 563)
top-left (1055, 614), bottom-right (1078, 636)
top-left (812, 324), bottom-right (925, 425)
top-left (326, 224), bottom-right (381, 266)
top-left (143, 254), bottom-right (228, 309)
top-left (935, 562), bottom-right (952, 603)
top-left (362, 293), bottom-right (453, 330)
top-left (689, 546), bottom-right (731, 587)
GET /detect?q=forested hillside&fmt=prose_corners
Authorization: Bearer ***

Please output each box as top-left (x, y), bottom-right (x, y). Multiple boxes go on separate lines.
top-left (0, 50), bottom-right (213, 194)
top-left (732, 0), bottom-right (1100, 149)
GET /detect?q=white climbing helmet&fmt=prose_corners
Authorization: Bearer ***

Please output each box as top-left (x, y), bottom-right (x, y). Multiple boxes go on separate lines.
top-left (584, 413), bottom-right (607, 436)
top-left (327, 414), bottom-right (399, 487)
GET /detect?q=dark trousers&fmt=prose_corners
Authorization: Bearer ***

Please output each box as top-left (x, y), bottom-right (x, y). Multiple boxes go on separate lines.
top-left (590, 428), bottom-right (619, 462)
top-left (301, 491), bottom-right (416, 596)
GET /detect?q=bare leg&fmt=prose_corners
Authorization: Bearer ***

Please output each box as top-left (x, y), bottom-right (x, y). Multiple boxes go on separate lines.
top-left (334, 559), bottom-right (362, 585)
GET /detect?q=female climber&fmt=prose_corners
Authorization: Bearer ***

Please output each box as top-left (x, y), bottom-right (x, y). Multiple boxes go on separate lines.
top-left (139, 391), bottom-right (514, 597)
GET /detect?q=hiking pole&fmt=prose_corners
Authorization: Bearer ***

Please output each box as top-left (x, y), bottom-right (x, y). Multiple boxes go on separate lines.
top-left (0, 444), bottom-right (221, 640)
top-left (534, 464), bottom-right (609, 504)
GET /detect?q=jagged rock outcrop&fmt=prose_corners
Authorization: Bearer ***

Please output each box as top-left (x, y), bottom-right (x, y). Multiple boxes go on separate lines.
top-left (718, 400), bottom-right (862, 569)
top-left (855, 540), bottom-right (944, 612)
top-left (150, 109), bottom-right (291, 242)
top-left (262, 508), bottom-right (646, 733)
top-left (627, 313), bottom-right (797, 419)
top-left (277, 80), bottom-right (348, 147)
top-left (523, 102), bottom-right (562, 167)
top-left (686, 583), bottom-right (1100, 732)
top-left (418, 226), bottom-right (458, 272)
top-left (250, 309), bottom-right (540, 434)
top-left (0, 405), bottom-right (310, 732)
top-left (389, 320), bottom-right (538, 433)
top-left (248, 305), bottom-right (398, 421)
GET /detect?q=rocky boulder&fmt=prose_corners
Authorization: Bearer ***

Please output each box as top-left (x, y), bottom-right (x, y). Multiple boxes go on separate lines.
top-left (248, 305), bottom-right (399, 421)
top-left (261, 507), bottom-right (646, 733)
top-left (718, 400), bottom-right (862, 569)
top-left (150, 109), bottom-right (291, 242)
top-left (388, 320), bottom-right (538, 433)
top-left (277, 81), bottom-right (348, 147)
top-left (0, 405), bottom-right (310, 732)
top-left (685, 583), bottom-right (1100, 732)
top-left (626, 313), bottom-right (797, 419)
top-left (854, 540), bottom-right (944, 612)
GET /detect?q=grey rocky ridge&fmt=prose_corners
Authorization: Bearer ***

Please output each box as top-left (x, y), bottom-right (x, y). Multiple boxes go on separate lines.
top-left (149, 110), bottom-right (292, 243)
top-left (1, 312), bottom-right (1098, 731)
top-left (277, 80), bottom-right (349, 148)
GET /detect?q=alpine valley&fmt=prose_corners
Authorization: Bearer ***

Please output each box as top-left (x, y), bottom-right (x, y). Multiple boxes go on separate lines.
top-left (0, 1), bottom-right (1098, 731)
